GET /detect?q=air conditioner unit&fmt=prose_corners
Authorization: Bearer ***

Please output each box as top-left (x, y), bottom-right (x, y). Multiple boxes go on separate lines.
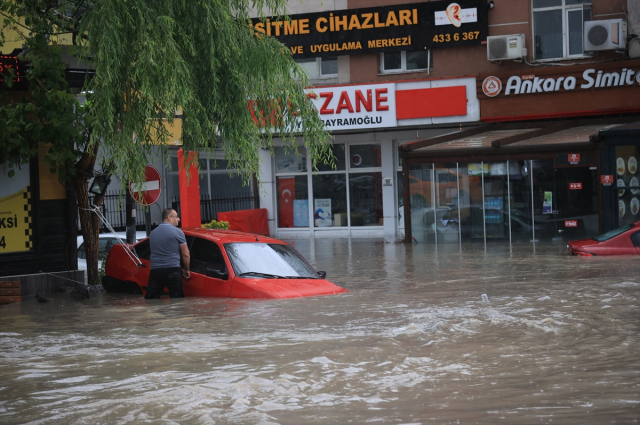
top-left (487, 34), bottom-right (526, 62)
top-left (584, 19), bottom-right (627, 52)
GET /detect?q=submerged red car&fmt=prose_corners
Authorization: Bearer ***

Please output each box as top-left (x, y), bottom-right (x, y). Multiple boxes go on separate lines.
top-left (567, 221), bottom-right (640, 256)
top-left (102, 228), bottom-right (348, 298)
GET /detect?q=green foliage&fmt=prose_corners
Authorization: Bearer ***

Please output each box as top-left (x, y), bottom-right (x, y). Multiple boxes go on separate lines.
top-left (202, 220), bottom-right (230, 230)
top-left (1, 0), bottom-right (334, 187)
top-left (0, 3), bottom-right (86, 182)
top-left (75, 0), bottom-right (333, 189)
top-left (0, 0), bottom-right (334, 285)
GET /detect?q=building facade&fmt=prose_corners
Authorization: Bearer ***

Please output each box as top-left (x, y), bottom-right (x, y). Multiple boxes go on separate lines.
top-left (2, 0), bottom-right (640, 280)
top-left (253, 0), bottom-right (640, 246)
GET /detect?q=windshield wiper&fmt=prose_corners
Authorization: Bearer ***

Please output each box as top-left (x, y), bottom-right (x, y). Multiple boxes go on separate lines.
top-left (238, 271), bottom-right (287, 279)
top-left (283, 275), bottom-right (318, 279)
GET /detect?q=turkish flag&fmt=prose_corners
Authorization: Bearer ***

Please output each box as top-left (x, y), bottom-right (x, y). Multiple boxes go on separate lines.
top-left (278, 177), bottom-right (295, 228)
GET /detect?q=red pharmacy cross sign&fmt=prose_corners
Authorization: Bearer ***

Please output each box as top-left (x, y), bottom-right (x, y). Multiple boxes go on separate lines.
top-left (568, 153), bottom-right (580, 163)
top-left (569, 182), bottom-right (583, 190)
top-left (565, 220), bottom-right (578, 227)
top-left (129, 165), bottom-right (162, 205)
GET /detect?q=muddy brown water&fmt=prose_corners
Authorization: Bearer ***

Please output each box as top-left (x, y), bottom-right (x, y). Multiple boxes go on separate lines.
top-left (1, 239), bottom-right (639, 424)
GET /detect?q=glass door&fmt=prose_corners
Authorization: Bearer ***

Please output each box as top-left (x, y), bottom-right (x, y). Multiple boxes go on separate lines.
top-left (434, 164), bottom-right (461, 245)
top-left (533, 161), bottom-right (599, 242)
top-left (408, 164), bottom-right (434, 244)
top-left (554, 167), bottom-right (599, 240)
top-left (483, 162), bottom-right (508, 241)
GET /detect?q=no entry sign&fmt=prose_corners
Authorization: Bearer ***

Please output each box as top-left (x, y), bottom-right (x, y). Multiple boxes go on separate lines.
top-left (129, 165), bottom-right (162, 205)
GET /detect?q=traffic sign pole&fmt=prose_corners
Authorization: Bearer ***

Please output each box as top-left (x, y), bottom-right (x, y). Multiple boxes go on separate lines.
top-left (126, 190), bottom-right (137, 244)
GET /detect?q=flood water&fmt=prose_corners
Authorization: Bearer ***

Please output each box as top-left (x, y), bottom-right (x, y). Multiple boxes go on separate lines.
top-left (1, 239), bottom-right (639, 424)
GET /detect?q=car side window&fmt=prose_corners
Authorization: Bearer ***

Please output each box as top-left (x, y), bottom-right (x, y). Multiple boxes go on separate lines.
top-left (190, 237), bottom-right (226, 277)
top-left (631, 230), bottom-right (640, 247)
top-left (77, 243), bottom-right (86, 259)
top-left (99, 238), bottom-right (113, 259)
top-left (185, 235), bottom-right (195, 250)
top-left (135, 239), bottom-right (151, 260)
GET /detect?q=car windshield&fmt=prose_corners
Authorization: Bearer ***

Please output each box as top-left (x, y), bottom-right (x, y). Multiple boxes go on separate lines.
top-left (593, 224), bottom-right (634, 242)
top-left (224, 243), bottom-right (318, 279)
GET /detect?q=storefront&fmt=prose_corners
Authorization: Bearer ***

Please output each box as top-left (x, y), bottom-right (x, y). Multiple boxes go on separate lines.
top-left (598, 122), bottom-right (640, 232)
top-left (261, 76), bottom-right (480, 239)
top-left (400, 58), bottom-right (640, 247)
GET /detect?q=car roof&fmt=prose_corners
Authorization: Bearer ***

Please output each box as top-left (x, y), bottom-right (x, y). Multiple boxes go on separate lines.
top-left (181, 228), bottom-right (285, 244)
top-left (77, 231), bottom-right (148, 245)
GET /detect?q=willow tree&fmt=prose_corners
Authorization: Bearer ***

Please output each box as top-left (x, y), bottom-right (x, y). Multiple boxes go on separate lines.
top-left (0, 0), bottom-right (332, 286)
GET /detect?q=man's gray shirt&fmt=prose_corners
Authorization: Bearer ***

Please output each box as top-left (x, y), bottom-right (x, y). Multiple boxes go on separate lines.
top-left (150, 223), bottom-right (187, 269)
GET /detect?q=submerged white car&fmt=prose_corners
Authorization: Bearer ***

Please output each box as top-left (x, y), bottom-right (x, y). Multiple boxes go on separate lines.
top-left (77, 231), bottom-right (148, 271)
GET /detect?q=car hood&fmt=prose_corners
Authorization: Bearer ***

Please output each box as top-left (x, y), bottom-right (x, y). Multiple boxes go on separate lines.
top-left (234, 276), bottom-right (348, 298)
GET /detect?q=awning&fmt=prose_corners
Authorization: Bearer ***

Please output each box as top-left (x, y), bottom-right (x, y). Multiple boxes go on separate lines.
top-left (399, 117), bottom-right (639, 160)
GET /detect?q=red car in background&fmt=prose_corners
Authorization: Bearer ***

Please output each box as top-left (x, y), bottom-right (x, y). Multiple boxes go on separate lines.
top-left (102, 228), bottom-right (348, 299)
top-left (567, 221), bottom-right (640, 256)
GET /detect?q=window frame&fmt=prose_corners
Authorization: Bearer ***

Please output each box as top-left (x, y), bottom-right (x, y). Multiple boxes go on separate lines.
top-left (168, 151), bottom-right (253, 202)
top-left (189, 236), bottom-right (228, 278)
top-left (293, 57), bottom-right (338, 80)
top-left (380, 50), bottom-right (433, 74)
top-left (532, 0), bottom-right (592, 61)
top-left (274, 143), bottom-right (385, 229)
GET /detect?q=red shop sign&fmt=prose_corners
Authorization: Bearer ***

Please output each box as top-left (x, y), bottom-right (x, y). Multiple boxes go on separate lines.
top-left (569, 182), bottom-right (583, 190)
top-left (0, 55), bottom-right (21, 83)
top-left (601, 175), bottom-right (614, 184)
top-left (568, 153), bottom-right (580, 163)
top-left (565, 220), bottom-right (578, 227)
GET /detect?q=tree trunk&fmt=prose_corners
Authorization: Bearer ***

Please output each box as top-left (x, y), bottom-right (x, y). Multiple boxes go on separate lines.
top-left (73, 143), bottom-right (106, 286)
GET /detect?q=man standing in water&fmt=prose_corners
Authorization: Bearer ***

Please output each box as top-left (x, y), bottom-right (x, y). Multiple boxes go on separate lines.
top-left (144, 208), bottom-right (190, 299)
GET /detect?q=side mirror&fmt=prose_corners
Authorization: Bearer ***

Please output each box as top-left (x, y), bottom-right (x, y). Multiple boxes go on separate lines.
top-left (317, 271), bottom-right (327, 279)
top-left (206, 268), bottom-right (229, 280)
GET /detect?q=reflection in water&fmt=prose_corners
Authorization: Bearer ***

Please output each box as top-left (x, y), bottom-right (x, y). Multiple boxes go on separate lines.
top-left (1, 239), bottom-right (639, 424)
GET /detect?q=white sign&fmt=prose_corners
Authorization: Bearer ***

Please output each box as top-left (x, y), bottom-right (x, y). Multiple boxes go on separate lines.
top-left (308, 83), bottom-right (396, 131)
top-left (434, 5), bottom-right (478, 27)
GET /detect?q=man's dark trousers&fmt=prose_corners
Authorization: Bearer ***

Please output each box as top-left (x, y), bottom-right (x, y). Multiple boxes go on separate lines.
top-left (144, 267), bottom-right (184, 298)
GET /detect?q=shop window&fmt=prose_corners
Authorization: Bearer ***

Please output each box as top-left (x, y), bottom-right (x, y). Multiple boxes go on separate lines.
top-left (277, 175), bottom-right (309, 228)
top-left (312, 174), bottom-right (348, 227)
top-left (315, 144), bottom-right (346, 172)
top-left (616, 145), bottom-right (639, 226)
top-left (381, 50), bottom-right (432, 74)
top-left (276, 143), bottom-right (385, 230)
top-left (397, 170), bottom-right (404, 229)
top-left (294, 56), bottom-right (338, 79)
top-left (168, 154), bottom-right (252, 203)
top-left (532, 0), bottom-right (592, 60)
top-left (349, 172), bottom-right (383, 226)
top-left (274, 147), bottom-right (307, 173)
top-left (350, 144), bottom-right (381, 169)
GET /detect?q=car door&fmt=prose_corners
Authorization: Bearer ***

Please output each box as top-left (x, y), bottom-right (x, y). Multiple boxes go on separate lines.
top-left (184, 236), bottom-right (233, 297)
